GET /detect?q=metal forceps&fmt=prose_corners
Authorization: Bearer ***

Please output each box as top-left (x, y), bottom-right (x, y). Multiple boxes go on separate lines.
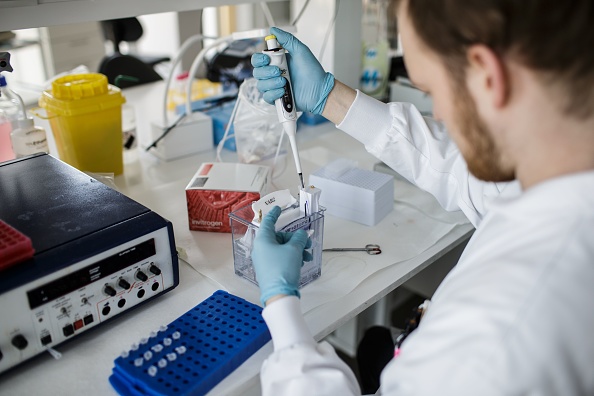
top-left (323, 244), bottom-right (382, 255)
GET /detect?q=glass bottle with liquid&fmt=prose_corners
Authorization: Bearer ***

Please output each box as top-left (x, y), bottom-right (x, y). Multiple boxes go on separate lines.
top-left (0, 75), bottom-right (26, 129)
top-left (0, 108), bottom-right (15, 161)
top-left (1, 74), bottom-right (28, 161)
top-left (360, 0), bottom-right (390, 101)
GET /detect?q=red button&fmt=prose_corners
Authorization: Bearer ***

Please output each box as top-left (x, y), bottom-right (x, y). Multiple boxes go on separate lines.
top-left (73, 319), bottom-right (84, 330)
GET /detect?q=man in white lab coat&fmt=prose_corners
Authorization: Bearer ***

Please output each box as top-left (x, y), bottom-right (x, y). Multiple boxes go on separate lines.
top-left (249, 0), bottom-right (594, 394)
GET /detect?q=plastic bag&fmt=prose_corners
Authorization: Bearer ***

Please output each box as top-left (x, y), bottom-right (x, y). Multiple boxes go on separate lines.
top-left (232, 78), bottom-right (284, 164)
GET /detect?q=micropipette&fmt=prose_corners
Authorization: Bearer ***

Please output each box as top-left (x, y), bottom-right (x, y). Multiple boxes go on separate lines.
top-left (262, 34), bottom-right (305, 189)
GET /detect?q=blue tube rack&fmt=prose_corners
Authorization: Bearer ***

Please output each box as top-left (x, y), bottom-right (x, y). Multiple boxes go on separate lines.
top-left (109, 290), bottom-right (271, 396)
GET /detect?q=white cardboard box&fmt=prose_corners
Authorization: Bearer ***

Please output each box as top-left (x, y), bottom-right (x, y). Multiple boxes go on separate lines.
top-left (309, 161), bottom-right (394, 226)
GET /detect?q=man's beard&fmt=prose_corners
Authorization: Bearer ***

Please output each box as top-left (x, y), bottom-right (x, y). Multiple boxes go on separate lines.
top-left (454, 85), bottom-right (515, 182)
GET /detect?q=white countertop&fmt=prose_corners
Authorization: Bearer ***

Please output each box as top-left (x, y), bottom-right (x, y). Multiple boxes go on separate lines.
top-left (0, 81), bottom-right (473, 395)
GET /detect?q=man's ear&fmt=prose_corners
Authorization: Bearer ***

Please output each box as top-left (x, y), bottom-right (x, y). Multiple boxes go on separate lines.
top-left (466, 44), bottom-right (508, 108)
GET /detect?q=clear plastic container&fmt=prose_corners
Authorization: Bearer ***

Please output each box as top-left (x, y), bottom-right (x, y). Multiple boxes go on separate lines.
top-left (232, 78), bottom-right (285, 164)
top-left (229, 203), bottom-right (325, 288)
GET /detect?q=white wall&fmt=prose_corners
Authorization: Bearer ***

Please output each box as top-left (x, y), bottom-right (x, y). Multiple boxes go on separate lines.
top-left (136, 12), bottom-right (181, 59)
top-left (6, 29), bottom-right (46, 89)
top-left (291, 0), bottom-right (362, 89)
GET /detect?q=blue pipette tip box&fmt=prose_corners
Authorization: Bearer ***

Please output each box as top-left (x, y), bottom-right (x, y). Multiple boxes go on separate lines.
top-left (109, 290), bottom-right (271, 396)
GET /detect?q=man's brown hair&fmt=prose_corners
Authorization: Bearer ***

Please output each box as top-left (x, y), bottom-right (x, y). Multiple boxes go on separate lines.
top-left (396, 0), bottom-right (594, 119)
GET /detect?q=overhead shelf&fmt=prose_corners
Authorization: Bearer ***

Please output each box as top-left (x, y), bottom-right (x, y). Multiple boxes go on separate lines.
top-left (0, 0), bottom-right (284, 31)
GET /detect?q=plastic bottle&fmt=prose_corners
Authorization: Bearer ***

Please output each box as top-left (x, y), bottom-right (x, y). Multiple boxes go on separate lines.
top-left (168, 71), bottom-right (189, 112)
top-left (0, 75), bottom-right (26, 129)
top-left (10, 117), bottom-right (49, 158)
top-left (122, 103), bottom-right (138, 163)
top-left (360, 0), bottom-right (390, 101)
top-left (0, 108), bottom-right (15, 161)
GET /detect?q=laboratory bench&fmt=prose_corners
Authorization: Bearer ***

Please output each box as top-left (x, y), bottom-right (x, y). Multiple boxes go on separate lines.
top-left (0, 82), bottom-right (473, 395)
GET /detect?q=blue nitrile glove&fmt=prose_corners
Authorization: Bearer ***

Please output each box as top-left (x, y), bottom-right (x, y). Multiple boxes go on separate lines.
top-left (251, 206), bottom-right (313, 306)
top-left (251, 27), bottom-right (335, 115)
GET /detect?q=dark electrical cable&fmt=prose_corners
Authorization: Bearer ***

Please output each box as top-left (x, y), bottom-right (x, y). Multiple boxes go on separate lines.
top-left (145, 113), bottom-right (186, 151)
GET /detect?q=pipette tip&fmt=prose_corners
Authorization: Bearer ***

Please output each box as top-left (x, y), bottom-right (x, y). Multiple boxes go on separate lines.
top-left (299, 173), bottom-right (305, 189)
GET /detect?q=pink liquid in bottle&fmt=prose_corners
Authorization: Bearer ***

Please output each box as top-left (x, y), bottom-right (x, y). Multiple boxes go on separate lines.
top-left (0, 120), bottom-right (15, 162)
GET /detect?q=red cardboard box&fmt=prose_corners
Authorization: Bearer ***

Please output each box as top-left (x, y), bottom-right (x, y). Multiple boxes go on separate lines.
top-left (186, 162), bottom-right (270, 232)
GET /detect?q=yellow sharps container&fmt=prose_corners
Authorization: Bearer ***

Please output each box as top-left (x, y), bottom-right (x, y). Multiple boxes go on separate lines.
top-left (39, 73), bottom-right (126, 175)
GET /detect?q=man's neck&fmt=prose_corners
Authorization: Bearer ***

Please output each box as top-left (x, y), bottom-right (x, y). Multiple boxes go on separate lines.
top-left (496, 64), bottom-right (594, 190)
top-left (513, 115), bottom-right (594, 190)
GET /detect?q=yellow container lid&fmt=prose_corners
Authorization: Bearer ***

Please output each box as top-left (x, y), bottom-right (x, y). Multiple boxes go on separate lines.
top-left (39, 73), bottom-right (125, 117)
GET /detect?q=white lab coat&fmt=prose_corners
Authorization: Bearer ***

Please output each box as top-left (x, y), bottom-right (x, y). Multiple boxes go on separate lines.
top-left (260, 91), bottom-right (594, 395)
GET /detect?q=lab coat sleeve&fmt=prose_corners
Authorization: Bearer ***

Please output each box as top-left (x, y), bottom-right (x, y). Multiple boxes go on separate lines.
top-left (261, 296), bottom-right (361, 396)
top-left (337, 90), bottom-right (508, 227)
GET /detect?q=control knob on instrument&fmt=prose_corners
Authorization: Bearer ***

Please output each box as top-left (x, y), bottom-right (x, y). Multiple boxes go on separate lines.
top-left (11, 335), bottom-right (28, 350)
top-left (136, 270), bottom-right (148, 282)
top-left (149, 264), bottom-right (161, 276)
top-left (118, 278), bottom-right (131, 289)
top-left (103, 284), bottom-right (117, 297)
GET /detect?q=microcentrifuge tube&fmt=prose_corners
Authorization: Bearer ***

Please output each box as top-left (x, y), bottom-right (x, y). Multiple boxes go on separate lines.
top-left (147, 366), bottom-right (158, 377)
top-left (46, 347), bottom-right (62, 360)
top-left (166, 353), bottom-right (177, 362)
